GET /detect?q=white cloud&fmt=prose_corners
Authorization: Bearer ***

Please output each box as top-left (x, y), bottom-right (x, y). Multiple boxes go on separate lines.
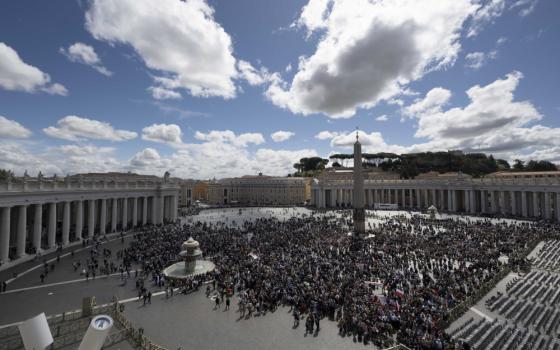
top-left (375, 115), bottom-right (388, 122)
top-left (60, 42), bottom-right (112, 76)
top-left (465, 50), bottom-right (497, 70)
top-left (194, 130), bottom-right (265, 147)
top-left (510, 0), bottom-right (539, 17)
top-left (86, 0), bottom-right (238, 99)
top-left (267, 0), bottom-right (477, 118)
top-left (285, 63), bottom-right (292, 73)
top-left (0, 116), bottom-right (32, 138)
top-left (43, 116), bottom-right (137, 142)
top-left (141, 123), bottom-right (183, 145)
top-left (294, 0), bottom-right (332, 35)
top-left (270, 131), bottom-right (295, 142)
top-left (330, 130), bottom-right (408, 154)
top-left (130, 148), bottom-right (169, 168)
top-left (467, 0), bottom-right (506, 37)
top-left (237, 60), bottom-right (272, 86)
top-left (496, 36), bottom-right (508, 45)
top-left (0, 143), bottom-right (118, 176)
top-left (404, 87), bottom-right (452, 117)
top-left (0, 42), bottom-right (68, 95)
top-left (402, 71), bottom-right (560, 160)
top-left (314, 131), bottom-right (339, 140)
top-left (148, 86), bottom-right (181, 100)
top-left (316, 71), bottom-right (560, 162)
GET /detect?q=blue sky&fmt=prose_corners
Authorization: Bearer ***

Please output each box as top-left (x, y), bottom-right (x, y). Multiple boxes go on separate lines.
top-left (0, 0), bottom-right (558, 179)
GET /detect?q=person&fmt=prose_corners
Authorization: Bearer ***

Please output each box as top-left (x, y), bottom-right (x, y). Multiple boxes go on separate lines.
top-left (225, 296), bottom-right (230, 310)
top-left (40, 274), bottom-right (45, 283)
top-left (293, 309), bottom-right (300, 328)
top-left (148, 291), bottom-right (152, 304)
top-left (305, 314), bottom-right (314, 335)
top-left (215, 295), bottom-right (221, 309)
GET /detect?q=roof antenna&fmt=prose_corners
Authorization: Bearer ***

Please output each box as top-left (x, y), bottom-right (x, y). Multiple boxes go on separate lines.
top-left (355, 126), bottom-right (359, 142)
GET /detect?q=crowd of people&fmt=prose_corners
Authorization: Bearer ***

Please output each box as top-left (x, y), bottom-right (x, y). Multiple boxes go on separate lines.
top-left (106, 209), bottom-right (559, 349)
top-left (11, 208), bottom-right (555, 349)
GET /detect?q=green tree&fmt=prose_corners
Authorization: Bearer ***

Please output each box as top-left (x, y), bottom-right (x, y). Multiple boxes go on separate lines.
top-left (0, 169), bottom-right (14, 182)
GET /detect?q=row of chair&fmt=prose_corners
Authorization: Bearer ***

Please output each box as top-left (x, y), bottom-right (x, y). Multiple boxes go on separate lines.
top-left (454, 318), bottom-right (560, 349)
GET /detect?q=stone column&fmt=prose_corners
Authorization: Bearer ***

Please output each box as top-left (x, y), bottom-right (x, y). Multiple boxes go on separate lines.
top-left (439, 190), bottom-right (444, 210)
top-left (402, 189), bottom-right (406, 208)
top-left (556, 193), bottom-right (560, 222)
top-left (48, 203), bottom-right (56, 248)
top-left (151, 196), bottom-right (157, 224)
top-left (416, 189), bottom-right (421, 208)
top-left (469, 190), bottom-right (476, 214)
top-left (521, 191), bottom-right (528, 217)
top-left (132, 197), bottom-right (138, 227)
top-left (33, 203), bottom-right (43, 251)
top-left (447, 190), bottom-right (452, 211)
top-left (142, 197), bottom-right (148, 225)
top-left (451, 190), bottom-right (457, 212)
top-left (122, 198), bottom-right (128, 231)
top-left (480, 190), bottom-right (487, 213)
top-left (489, 191), bottom-right (496, 213)
top-left (158, 195), bottom-right (164, 224)
top-left (510, 191), bottom-right (516, 216)
top-left (62, 201), bottom-right (70, 245)
top-left (499, 191), bottom-right (506, 215)
top-left (172, 195), bottom-right (178, 222)
top-left (75, 201), bottom-right (83, 240)
top-left (88, 200), bottom-right (95, 238)
top-left (533, 192), bottom-right (539, 217)
top-left (17, 205), bottom-right (28, 257)
top-left (111, 198), bottom-right (118, 232)
top-left (544, 192), bottom-right (551, 220)
top-left (100, 199), bottom-right (107, 235)
top-left (1, 207), bottom-right (11, 263)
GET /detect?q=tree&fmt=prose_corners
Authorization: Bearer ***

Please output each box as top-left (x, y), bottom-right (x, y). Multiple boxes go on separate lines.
top-left (0, 169), bottom-right (14, 182)
top-left (525, 160), bottom-right (557, 172)
top-left (496, 159), bottom-right (510, 170)
top-left (513, 159), bottom-right (525, 171)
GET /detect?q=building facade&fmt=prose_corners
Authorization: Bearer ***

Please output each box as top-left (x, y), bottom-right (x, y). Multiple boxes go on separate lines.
top-left (312, 169), bottom-right (560, 221)
top-left (0, 173), bottom-right (179, 267)
top-left (207, 175), bottom-right (308, 206)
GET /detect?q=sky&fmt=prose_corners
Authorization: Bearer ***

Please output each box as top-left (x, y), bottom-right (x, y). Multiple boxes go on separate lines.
top-left (0, 0), bottom-right (558, 180)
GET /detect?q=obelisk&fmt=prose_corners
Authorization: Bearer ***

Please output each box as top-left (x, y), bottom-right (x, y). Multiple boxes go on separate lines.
top-left (353, 131), bottom-right (366, 237)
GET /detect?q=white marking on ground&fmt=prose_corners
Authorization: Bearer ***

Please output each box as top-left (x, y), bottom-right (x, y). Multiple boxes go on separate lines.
top-left (469, 306), bottom-right (494, 322)
top-left (2, 272), bottom-right (136, 294)
top-left (4, 232), bottom-right (134, 284)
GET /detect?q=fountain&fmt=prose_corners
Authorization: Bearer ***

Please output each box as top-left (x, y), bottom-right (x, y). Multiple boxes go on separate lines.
top-left (427, 205), bottom-right (438, 219)
top-left (163, 237), bottom-right (215, 281)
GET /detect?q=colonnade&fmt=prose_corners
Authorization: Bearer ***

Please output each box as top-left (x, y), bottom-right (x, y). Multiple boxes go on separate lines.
top-left (313, 187), bottom-right (560, 222)
top-left (0, 194), bottom-right (179, 264)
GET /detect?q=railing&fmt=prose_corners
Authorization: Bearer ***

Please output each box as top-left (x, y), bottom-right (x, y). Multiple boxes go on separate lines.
top-left (315, 177), bottom-right (560, 188)
top-left (0, 302), bottom-right (124, 350)
top-left (0, 179), bottom-right (179, 193)
top-left (113, 299), bottom-right (168, 350)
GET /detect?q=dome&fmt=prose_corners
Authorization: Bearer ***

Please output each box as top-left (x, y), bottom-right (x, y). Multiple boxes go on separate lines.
top-left (181, 237), bottom-right (199, 251)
